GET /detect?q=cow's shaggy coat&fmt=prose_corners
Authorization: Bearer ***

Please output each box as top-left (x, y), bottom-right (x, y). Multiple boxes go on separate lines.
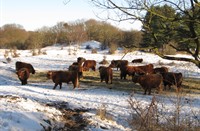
top-left (132, 74), bottom-right (163, 95)
top-left (47, 71), bottom-right (79, 89)
top-left (16, 68), bottom-right (30, 85)
top-left (16, 61), bottom-right (35, 74)
top-left (99, 66), bottom-right (113, 84)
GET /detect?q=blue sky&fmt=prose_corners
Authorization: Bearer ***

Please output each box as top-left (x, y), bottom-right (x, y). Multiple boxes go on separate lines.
top-left (0, 0), bottom-right (142, 31)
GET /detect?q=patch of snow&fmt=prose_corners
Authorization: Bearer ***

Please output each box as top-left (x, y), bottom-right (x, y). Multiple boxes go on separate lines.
top-left (0, 43), bottom-right (199, 130)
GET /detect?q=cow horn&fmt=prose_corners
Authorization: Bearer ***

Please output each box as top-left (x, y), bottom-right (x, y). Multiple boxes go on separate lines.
top-left (135, 73), bottom-right (139, 76)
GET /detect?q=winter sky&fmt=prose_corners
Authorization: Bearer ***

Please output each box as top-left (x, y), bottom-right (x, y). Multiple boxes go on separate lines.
top-left (0, 0), bottom-right (142, 31)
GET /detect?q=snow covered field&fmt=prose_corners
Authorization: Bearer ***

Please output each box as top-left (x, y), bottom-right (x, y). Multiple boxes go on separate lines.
top-left (0, 41), bottom-right (199, 130)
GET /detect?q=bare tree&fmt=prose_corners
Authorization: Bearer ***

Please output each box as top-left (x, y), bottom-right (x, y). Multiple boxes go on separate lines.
top-left (65, 20), bottom-right (88, 45)
top-left (64, 20), bottom-right (88, 54)
top-left (90, 0), bottom-right (200, 68)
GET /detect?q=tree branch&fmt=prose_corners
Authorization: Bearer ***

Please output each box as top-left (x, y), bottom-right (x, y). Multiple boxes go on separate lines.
top-left (155, 51), bottom-right (200, 68)
top-left (169, 44), bottom-right (194, 56)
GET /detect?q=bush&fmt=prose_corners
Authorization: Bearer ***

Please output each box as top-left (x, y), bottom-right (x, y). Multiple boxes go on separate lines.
top-left (91, 49), bottom-right (97, 54)
top-left (109, 43), bottom-right (117, 54)
top-left (96, 104), bottom-right (106, 120)
top-left (32, 49), bottom-right (38, 56)
top-left (128, 95), bottom-right (159, 131)
top-left (128, 92), bottom-right (200, 131)
top-left (99, 59), bottom-right (109, 65)
top-left (99, 56), bottom-right (109, 65)
top-left (96, 104), bottom-right (113, 121)
top-left (11, 48), bottom-right (20, 58)
top-left (4, 50), bottom-right (9, 58)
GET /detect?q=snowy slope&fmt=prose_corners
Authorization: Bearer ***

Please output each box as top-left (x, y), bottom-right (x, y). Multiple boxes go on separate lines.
top-left (0, 42), bottom-right (199, 130)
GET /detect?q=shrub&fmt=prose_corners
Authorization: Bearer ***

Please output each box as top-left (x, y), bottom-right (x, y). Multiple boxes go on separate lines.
top-left (91, 49), bottom-right (97, 54)
top-left (109, 43), bottom-right (117, 54)
top-left (99, 59), bottom-right (109, 65)
top-left (4, 50), bottom-right (9, 58)
top-left (11, 48), bottom-right (20, 58)
top-left (97, 104), bottom-right (106, 120)
top-left (32, 49), bottom-right (38, 56)
top-left (68, 48), bottom-right (71, 55)
top-left (128, 95), bottom-right (159, 131)
top-left (99, 56), bottom-right (109, 65)
top-left (128, 92), bottom-right (200, 131)
top-left (96, 104), bottom-right (113, 121)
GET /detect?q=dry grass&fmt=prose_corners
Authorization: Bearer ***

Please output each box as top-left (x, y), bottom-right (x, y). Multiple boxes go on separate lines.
top-left (27, 70), bottom-right (200, 130)
top-left (80, 71), bottom-right (200, 95)
top-left (96, 104), bottom-right (113, 121)
top-left (29, 71), bottom-right (48, 82)
top-left (29, 70), bottom-right (200, 95)
top-left (128, 93), bottom-right (200, 131)
top-left (181, 78), bottom-right (200, 94)
top-left (80, 70), bottom-right (140, 92)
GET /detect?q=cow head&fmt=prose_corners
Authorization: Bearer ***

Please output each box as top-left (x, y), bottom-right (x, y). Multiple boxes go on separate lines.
top-left (46, 71), bottom-right (53, 79)
top-left (31, 68), bottom-right (36, 74)
top-left (132, 73), bottom-right (142, 83)
top-left (98, 66), bottom-right (104, 71)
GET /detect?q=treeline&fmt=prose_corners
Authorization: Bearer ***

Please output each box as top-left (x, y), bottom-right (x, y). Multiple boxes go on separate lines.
top-left (0, 19), bottom-right (142, 50)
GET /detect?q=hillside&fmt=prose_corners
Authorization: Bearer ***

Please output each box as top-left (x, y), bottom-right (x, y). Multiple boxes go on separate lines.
top-left (0, 42), bottom-right (200, 130)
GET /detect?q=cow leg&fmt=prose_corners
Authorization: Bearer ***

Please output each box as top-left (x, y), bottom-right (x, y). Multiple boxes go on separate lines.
top-left (120, 72), bottom-right (126, 80)
top-left (148, 88), bottom-right (152, 95)
top-left (144, 88), bottom-right (148, 95)
top-left (124, 74), bottom-right (127, 80)
top-left (100, 75), bottom-right (103, 82)
top-left (19, 79), bottom-right (23, 85)
top-left (72, 82), bottom-right (75, 89)
top-left (53, 83), bottom-right (59, 89)
top-left (121, 73), bottom-right (126, 80)
top-left (59, 83), bottom-right (62, 89)
top-left (21, 80), bottom-right (27, 85)
top-left (72, 81), bottom-right (77, 89)
top-left (20, 80), bottom-right (24, 85)
top-left (177, 81), bottom-right (182, 92)
top-left (120, 73), bottom-right (123, 79)
top-left (24, 80), bottom-right (27, 85)
top-left (92, 66), bottom-right (96, 71)
top-left (163, 83), bottom-right (167, 90)
top-left (105, 79), bottom-right (108, 84)
top-left (157, 84), bottom-right (162, 94)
